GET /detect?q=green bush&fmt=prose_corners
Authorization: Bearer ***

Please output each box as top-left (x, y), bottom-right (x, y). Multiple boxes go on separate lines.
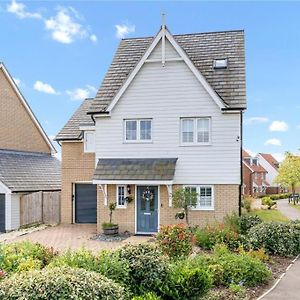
top-left (49, 248), bottom-right (130, 285)
top-left (132, 292), bottom-right (162, 300)
top-left (241, 196), bottom-right (253, 212)
top-left (156, 224), bottom-right (195, 259)
top-left (0, 241), bottom-right (56, 274)
top-left (209, 245), bottom-right (271, 287)
top-left (262, 197), bottom-right (276, 209)
top-left (195, 223), bottom-right (241, 250)
top-left (239, 214), bottom-right (262, 234)
top-left (247, 221), bottom-right (300, 256)
top-left (259, 193), bottom-right (290, 200)
top-left (160, 260), bottom-right (212, 300)
top-left (0, 266), bottom-right (126, 299)
top-left (116, 243), bottom-right (169, 294)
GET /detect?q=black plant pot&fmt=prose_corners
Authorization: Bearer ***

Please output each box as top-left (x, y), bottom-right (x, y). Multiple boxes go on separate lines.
top-left (103, 225), bottom-right (119, 236)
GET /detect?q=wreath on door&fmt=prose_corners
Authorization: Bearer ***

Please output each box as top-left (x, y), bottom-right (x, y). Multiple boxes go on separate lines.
top-left (142, 187), bottom-right (154, 201)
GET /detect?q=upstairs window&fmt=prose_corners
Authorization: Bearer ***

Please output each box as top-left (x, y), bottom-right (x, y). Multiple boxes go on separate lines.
top-left (181, 118), bottom-right (211, 145)
top-left (84, 131), bottom-right (95, 153)
top-left (124, 119), bottom-right (152, 143)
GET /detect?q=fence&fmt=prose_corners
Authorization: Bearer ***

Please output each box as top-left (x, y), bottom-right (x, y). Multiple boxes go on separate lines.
top-left (20, 191), bottom-right (60, 227)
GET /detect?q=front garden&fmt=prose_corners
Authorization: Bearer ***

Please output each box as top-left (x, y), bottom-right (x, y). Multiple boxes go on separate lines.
top-left (0, 212), bottom-right (299, 300)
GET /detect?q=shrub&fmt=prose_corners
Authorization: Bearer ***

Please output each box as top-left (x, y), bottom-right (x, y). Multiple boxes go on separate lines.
top-left (229, 283), bottom-right (246, 298)
top-left (0, 266), bottom-right (126, 299)
top-left (49, 248), bottom-right (130, 285)
top-left (247, 221), bottom-right (300, 256)
top-left (195, 223), bottom-right (240, 250)
top-left (239, 214), bottom-right (262, 234)
top-left (116, 243), bottom-right (169, 294)
top-left (156, 224), bottom-right (195, 259)
top-left (209, 245), bottom-right (271, 287)
top-left (259, 193), bottom-right (291, 200)
top-left (241, 196), bottom-right (253, 212)
top-left (132, 292), bottom-right (162, 300)
top-left (0, 241), bottom-right (56, 274)
top-left (160, 260), bottom-right (212, 300)
top-left (262, 197), bottom-right (276, 209)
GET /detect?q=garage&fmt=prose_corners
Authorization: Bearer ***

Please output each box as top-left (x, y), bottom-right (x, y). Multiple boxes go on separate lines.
top-left (74, 184), bottom-right (97, 223)
top-left (0, 194), bottom-right (5, 232)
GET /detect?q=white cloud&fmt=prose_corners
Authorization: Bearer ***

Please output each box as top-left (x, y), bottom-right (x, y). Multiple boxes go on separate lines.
top-left (264, 138), bottom-right (282, 146)
top-left (90, 34), bottom-right (97, 43)
top-left (272, 153), bottom-right (285, 162)
top-left (66, 85), bottom-right (96, 101)
top-left (45, 7), bottom-right (88, 44)
top-left (7, 0), bottom-right (42, 19)
top-left (115, 24), bottom-right (135, 39)
top-left (33, 80), bottom-right (58, 95)
top-left (13, 77), bottom-right (21, 86)
top-left (244, 117), bottom-right (269, 125)
top-left (269, 120), bottom-right (289, 132)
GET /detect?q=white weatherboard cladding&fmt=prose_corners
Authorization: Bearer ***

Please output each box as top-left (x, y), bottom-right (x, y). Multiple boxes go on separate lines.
top-left (95, 45), bottom-right (241, 184)
top-left (148, 39), bottom-right (180, 60)
top-left (258, 155), bottom-right (279, 186)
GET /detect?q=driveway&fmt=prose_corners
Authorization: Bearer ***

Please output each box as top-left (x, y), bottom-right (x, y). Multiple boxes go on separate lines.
top-left (277, 199), bottom-right (300, 220)
top-left (3, 224), bottom-right (151, 252)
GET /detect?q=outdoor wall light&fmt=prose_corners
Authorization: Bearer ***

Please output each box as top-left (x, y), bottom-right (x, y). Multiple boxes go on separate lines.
top-left (127, 185), bottom-right (131, 195)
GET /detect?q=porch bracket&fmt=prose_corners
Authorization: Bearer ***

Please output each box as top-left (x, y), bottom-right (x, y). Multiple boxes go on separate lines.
top-left (99, 184), bottom-right (108, 206)
top-left (166, 184), bottom-right (173, 207)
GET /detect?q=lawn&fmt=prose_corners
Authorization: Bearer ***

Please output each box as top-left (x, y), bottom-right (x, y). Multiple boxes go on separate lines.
top-left (249, 209), bottom-right (289, 222)
top-left (289, 203), bottom-right (300, 211)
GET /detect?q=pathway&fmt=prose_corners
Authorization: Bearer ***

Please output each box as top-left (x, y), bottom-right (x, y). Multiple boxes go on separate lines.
top-left (262, 257), bottom-right (300, 299)
top-left (276, 199), bottom-right (300, 220)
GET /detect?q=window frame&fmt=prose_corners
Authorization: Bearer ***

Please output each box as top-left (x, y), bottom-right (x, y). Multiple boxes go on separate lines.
top-left (180, 117), bottom-right (211, 146)
top-left (116, 185), bottom-right (127, 208)
top-left (124, 119), bottom-right (152, 143)
top-left (83, 131), bottom-right (95, 153)
top-left (184, 185), bottom-right (214, 211)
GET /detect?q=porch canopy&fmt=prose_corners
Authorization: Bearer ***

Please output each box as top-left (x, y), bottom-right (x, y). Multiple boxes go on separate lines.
top-left (93, 158), bottom-right (178, 185)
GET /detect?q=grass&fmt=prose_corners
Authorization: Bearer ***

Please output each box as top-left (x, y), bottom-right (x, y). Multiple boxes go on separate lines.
top-left (289, 203), bottom-right (300, 211)
top-left (249, 210), bottom-right (289, 222)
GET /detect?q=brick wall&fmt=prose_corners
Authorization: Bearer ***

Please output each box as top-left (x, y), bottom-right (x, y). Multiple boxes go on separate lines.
top-left (61, 141), bottom-right (95, 223)
top-left (242, 164), bottom-right (252, 195)
top-left (97, 184), bottom-right (239, 233)
top-left (0, 69), bottom-right (51, 154)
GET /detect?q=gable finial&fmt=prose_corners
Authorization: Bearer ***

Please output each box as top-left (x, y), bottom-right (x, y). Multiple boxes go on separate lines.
top-left (161, 10), bottom-right (166, 28)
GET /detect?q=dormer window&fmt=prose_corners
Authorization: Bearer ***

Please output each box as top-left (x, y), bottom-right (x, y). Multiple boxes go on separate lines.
top-left (213, 59), bottom-right (228, 69)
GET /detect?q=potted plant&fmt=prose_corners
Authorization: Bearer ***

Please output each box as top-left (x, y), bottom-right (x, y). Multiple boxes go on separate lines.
top-left (125, 194), bottom-right (134, 204)
top-left (102, 203), bottom-right (119, 235)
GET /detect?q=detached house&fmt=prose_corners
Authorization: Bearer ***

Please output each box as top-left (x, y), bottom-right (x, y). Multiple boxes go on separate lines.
top-left (242, 150), bottom-right (269, 196)
top-left (0, 63), bottom-right (61, 232)
top-left (55, 26), bottom-right (246, 234)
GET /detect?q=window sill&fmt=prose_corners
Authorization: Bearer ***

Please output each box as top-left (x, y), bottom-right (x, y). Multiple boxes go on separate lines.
top-left (191, 208), bottom-right (214, 211)
top-left (116, 206), bottom-right (127, 209)
top-left (123, 141), bottom-right (153, 144)
top-left (180, 143), bottom-right (212, 147)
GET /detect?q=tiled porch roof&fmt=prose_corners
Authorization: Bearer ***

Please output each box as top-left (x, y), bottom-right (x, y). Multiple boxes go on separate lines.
top-left (93, 158), bottom-right (178, 181)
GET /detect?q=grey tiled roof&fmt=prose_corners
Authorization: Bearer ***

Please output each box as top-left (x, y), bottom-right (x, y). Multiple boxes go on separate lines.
top-left (55, 99), bottom-right (94, 141)
top-left (94, 158), bottom-right (178, 181)
top-left (0, 149), bottom-right (61, 192)
top-left (89, 29), bottom-right (246, 114)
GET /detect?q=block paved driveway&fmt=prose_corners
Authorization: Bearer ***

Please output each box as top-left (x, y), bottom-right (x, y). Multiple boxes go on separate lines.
top-left (5, 224), bottom-right (151, 252)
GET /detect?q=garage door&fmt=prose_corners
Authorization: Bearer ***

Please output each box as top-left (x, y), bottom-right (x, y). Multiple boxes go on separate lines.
top-left (75, 184), bottom-right (97, 223)
top-left (0, 194), bottom-right (5, 232)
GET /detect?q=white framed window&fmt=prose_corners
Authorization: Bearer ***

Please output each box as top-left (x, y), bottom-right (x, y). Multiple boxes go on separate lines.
top-left (184, 185), bottom-right (214, 210)
top-left (84, 131), bottom-right (95, 153)
top-left (124, 119), bottom-right (152, 143)
top-left (116, 185), bottom-right (126, 208)
top-left (181, 118), bottom-right (211, 145)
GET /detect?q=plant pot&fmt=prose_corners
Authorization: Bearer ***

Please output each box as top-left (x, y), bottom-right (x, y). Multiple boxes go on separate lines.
top-left (103, 225), bottom-right (119, 236)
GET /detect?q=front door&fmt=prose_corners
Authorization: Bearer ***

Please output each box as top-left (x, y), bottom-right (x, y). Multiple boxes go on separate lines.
top-left (137, 186), bottom-right (158, 233)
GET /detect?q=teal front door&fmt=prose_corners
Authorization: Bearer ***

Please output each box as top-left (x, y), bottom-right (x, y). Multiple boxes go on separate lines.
top-left (137, 186), bottom-right (158, 233)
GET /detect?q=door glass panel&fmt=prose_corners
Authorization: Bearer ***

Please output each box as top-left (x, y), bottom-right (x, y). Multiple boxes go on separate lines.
top-left (150, 192), bottom-right (155, 211)
top-left (141, 196), bottom-right (146, 211)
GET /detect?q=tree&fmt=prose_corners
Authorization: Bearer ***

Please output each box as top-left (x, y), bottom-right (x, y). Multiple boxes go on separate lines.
top-left (172, 187), bottom-right (198, 226)
top-left (274, 152), bottom-right (300, 196)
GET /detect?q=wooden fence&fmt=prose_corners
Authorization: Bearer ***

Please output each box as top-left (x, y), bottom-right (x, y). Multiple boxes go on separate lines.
top-left (20, 191), bottom-right (60, 227)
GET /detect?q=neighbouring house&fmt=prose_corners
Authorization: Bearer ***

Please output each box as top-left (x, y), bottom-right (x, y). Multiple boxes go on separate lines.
top-left (0, 63), bottom-right (61, 232)
top-left (55, 26), bottom-right (246, 234)
top-left (256, 153), bottom-right (283, 194)
top-left (242, 150), bottom-right (269, 196)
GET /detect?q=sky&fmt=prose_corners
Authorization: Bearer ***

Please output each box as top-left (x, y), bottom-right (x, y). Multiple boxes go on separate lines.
top-left (0, 0), bottom-right (300, 161)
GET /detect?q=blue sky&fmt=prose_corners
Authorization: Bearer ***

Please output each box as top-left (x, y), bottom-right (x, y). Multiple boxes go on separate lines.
top-left (0, 1), bottom-right (299, 160)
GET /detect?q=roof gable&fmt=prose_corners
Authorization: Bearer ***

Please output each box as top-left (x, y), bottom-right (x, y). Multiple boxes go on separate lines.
top-left (88, 28), bottom-right (246, 114)
top-left (0, 63), bottom-right (56, 153)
